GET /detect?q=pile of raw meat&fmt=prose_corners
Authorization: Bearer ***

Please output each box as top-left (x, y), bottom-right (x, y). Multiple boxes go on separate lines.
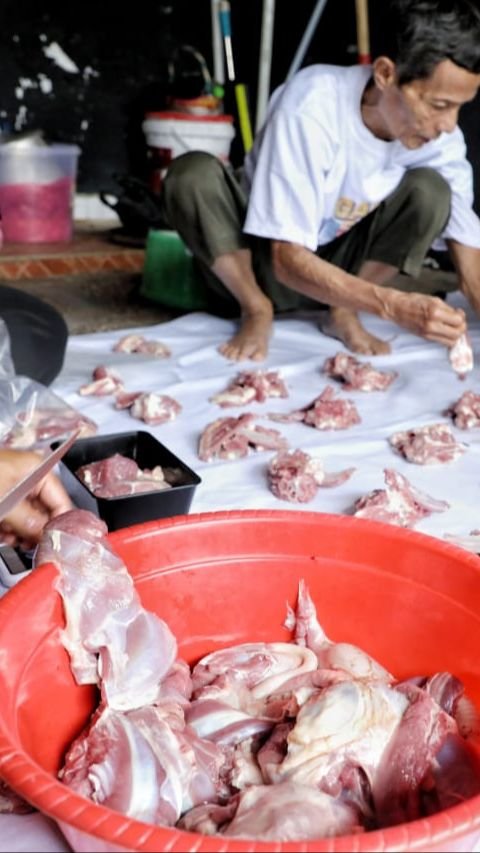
top-left (34, 510), bottom-right (480, 846)
top-left (75, 453), bottom-right (176, 499)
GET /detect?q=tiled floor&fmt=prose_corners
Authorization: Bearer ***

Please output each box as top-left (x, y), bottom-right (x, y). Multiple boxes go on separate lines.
top-left (0, 225), bottom-right (146, 281)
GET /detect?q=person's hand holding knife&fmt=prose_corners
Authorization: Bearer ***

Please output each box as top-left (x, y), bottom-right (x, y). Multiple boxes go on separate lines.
top-left (0, 448), bottom-right (72, 549)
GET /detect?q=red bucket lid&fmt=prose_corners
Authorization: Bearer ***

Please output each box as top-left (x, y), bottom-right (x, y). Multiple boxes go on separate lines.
top-left (145, 111), bottom-right (234, 123)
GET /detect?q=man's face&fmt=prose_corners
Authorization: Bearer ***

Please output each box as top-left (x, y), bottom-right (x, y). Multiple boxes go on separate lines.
top-left (382, 59), bottom-right (480, 149)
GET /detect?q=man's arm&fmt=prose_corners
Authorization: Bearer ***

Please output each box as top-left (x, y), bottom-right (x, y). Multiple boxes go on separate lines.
top-left (271, 240), bottom-right (466, 346)
top-left (447, 239), bottom-right (480, 316)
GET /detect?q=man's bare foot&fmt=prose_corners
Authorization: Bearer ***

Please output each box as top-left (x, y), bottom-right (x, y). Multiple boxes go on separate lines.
top-left (321, 307), bottom-right (391, 356)
top-left (219, 309), bottom-right (273, 362)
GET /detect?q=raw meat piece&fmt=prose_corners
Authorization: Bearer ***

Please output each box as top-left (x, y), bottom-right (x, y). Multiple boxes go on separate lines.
top-left (187, 642), bottom-right (318, 745)
top-left (445, 390), bottom-right (480, 429)
top-left (268, 449), bottom-right (355, 503)
top-left (112, 334), bottom-right (145, 353)
top-left (372, 681), bottom-right (480, 826)
top-left (198, 413), bottom-right (288, 462)
top-left (265, 680), bottom-right (409, 805)
top-left (36, 509), bottom-right (178, 710)
top-left (61, 703), bottom-right (224, 827)
top-left (269, 386), bottom-right (361, 430)
top-left (76, 453), bottom-right (170, 498)
top-left (211, 370), bottom-right (289, 407)
top-left (113, 334), bottom-right (171, 358)
top-left (114, 390), bottom-right (144, 410)
top-left (180, 782), bottom-right (361, 841)
top-left (130, 392), bottom-right (182, 425)
top-left (389, 423), bottom-right (466, 464)
top-left (449, 333), bottom-right (473, 378)
top-left (323, 352), bottom-right (397, 391)
top-left (353, 468), bottom-right (449, 527)
top-left (2, 409), bottom-right (97, 448)
top-left (78, 365), bottom-right (124, 396)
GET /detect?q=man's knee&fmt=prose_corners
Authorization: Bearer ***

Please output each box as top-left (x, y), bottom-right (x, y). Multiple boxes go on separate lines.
top-left (162, 151), bottom-right (224, 212)
top-left (399, 167), bottom-right (451, 229)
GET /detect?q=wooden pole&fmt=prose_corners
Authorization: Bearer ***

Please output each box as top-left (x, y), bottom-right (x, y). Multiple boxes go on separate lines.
top-left (355, 0), bottom-right (371, 65)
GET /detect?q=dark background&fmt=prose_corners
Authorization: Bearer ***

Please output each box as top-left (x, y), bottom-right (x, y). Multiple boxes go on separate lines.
top-left (1, 0), bottom-right (479, 207)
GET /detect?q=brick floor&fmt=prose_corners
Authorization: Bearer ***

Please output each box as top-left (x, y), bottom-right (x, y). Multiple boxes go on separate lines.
top-left (0, 226), bottom-right (145, 280)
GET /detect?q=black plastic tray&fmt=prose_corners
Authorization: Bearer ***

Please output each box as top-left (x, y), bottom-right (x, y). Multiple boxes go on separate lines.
top-left (55, 430), bottom-right (201, 531)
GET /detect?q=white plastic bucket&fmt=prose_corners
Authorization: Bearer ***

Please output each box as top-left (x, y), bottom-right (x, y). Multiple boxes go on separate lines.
top-left (142, 111), bottom-right (235, 191)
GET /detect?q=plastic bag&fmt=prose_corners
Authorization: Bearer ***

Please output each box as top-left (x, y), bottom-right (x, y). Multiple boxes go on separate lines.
top-left (0, 319), bottom-right (97, 448)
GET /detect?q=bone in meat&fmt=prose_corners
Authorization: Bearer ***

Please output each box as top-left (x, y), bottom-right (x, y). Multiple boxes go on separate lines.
top-left (389, 423), bottom-right (466, 464)
top-left (269, 386), bottom-right (361, 430)
top-left (323, 352), bottom-right (397, 391)
top-left (353, 468), bottom-right (449, 527)
top-left (211, 370), bottom-right (289, 407)
top-left (445, 390), bottom-right (480, 429)
top-left (198, 413), bottom-right (288, 462)
top-left (268, 449), bottom-right (356, 503)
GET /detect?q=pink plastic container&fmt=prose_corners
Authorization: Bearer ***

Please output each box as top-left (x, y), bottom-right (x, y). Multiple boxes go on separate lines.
top-left (0, 143), bottom-right (80, 242)
top-left (0, 509), bottom-right (479, 852)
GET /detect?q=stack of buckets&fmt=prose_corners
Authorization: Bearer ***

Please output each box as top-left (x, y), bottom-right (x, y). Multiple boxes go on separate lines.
top-left (142, 95), bottom-right (235, 194)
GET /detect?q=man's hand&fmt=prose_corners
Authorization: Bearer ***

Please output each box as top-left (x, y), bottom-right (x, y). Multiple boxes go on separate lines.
top-left (0, 449), bottom-right (72, 549)
top-left (386, 290), bottom-right (466, 346)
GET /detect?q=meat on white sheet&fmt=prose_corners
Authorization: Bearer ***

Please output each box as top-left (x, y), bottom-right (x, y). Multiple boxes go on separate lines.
top-left (76, 453), bottom-right (170, 498)
top-left (389, 423), bottom-right (467, 464)
top-left (113, 333), bottom-right (171, 358)
top-left (78, 365), bottom-right (124, 396)
top-left (449, 333), bottom-right (474, 378)
top-left (210, 370), bottom-right (289, 407)
top-left (353, 468), bottom-right (450, 527)
top-left (323, 352), bottom-right (398, 391)
top-left (269, 385), bottom-right (361, 430)
top-left (180, 781), bottom-right (361, 841)
top-left (114, 390), bottom-right (144, 410)
top-left (268, 449), bottom-right (356, 503)
top-left (445, 390), bottom-right (480, 429)
top-left (198, 413), bottom-right (288, 462)
top-left (130, 392), bottom-right (182, 425)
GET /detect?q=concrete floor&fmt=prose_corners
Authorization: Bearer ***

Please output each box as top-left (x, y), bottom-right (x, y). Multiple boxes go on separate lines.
top-left (6, 271), bottom-right (177, 335)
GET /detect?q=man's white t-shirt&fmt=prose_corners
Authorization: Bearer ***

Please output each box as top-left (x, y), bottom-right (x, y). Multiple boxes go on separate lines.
top-left (242, 64), bottom-right (480, 251)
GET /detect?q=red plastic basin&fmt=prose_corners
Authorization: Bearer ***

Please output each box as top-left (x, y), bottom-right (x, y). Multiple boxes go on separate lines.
top-left (0, 510), bottom-right (479, 852)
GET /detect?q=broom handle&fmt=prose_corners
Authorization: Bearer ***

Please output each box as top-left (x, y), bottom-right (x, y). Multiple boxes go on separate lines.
top-left (355, 0), bottom-right (371, 65)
